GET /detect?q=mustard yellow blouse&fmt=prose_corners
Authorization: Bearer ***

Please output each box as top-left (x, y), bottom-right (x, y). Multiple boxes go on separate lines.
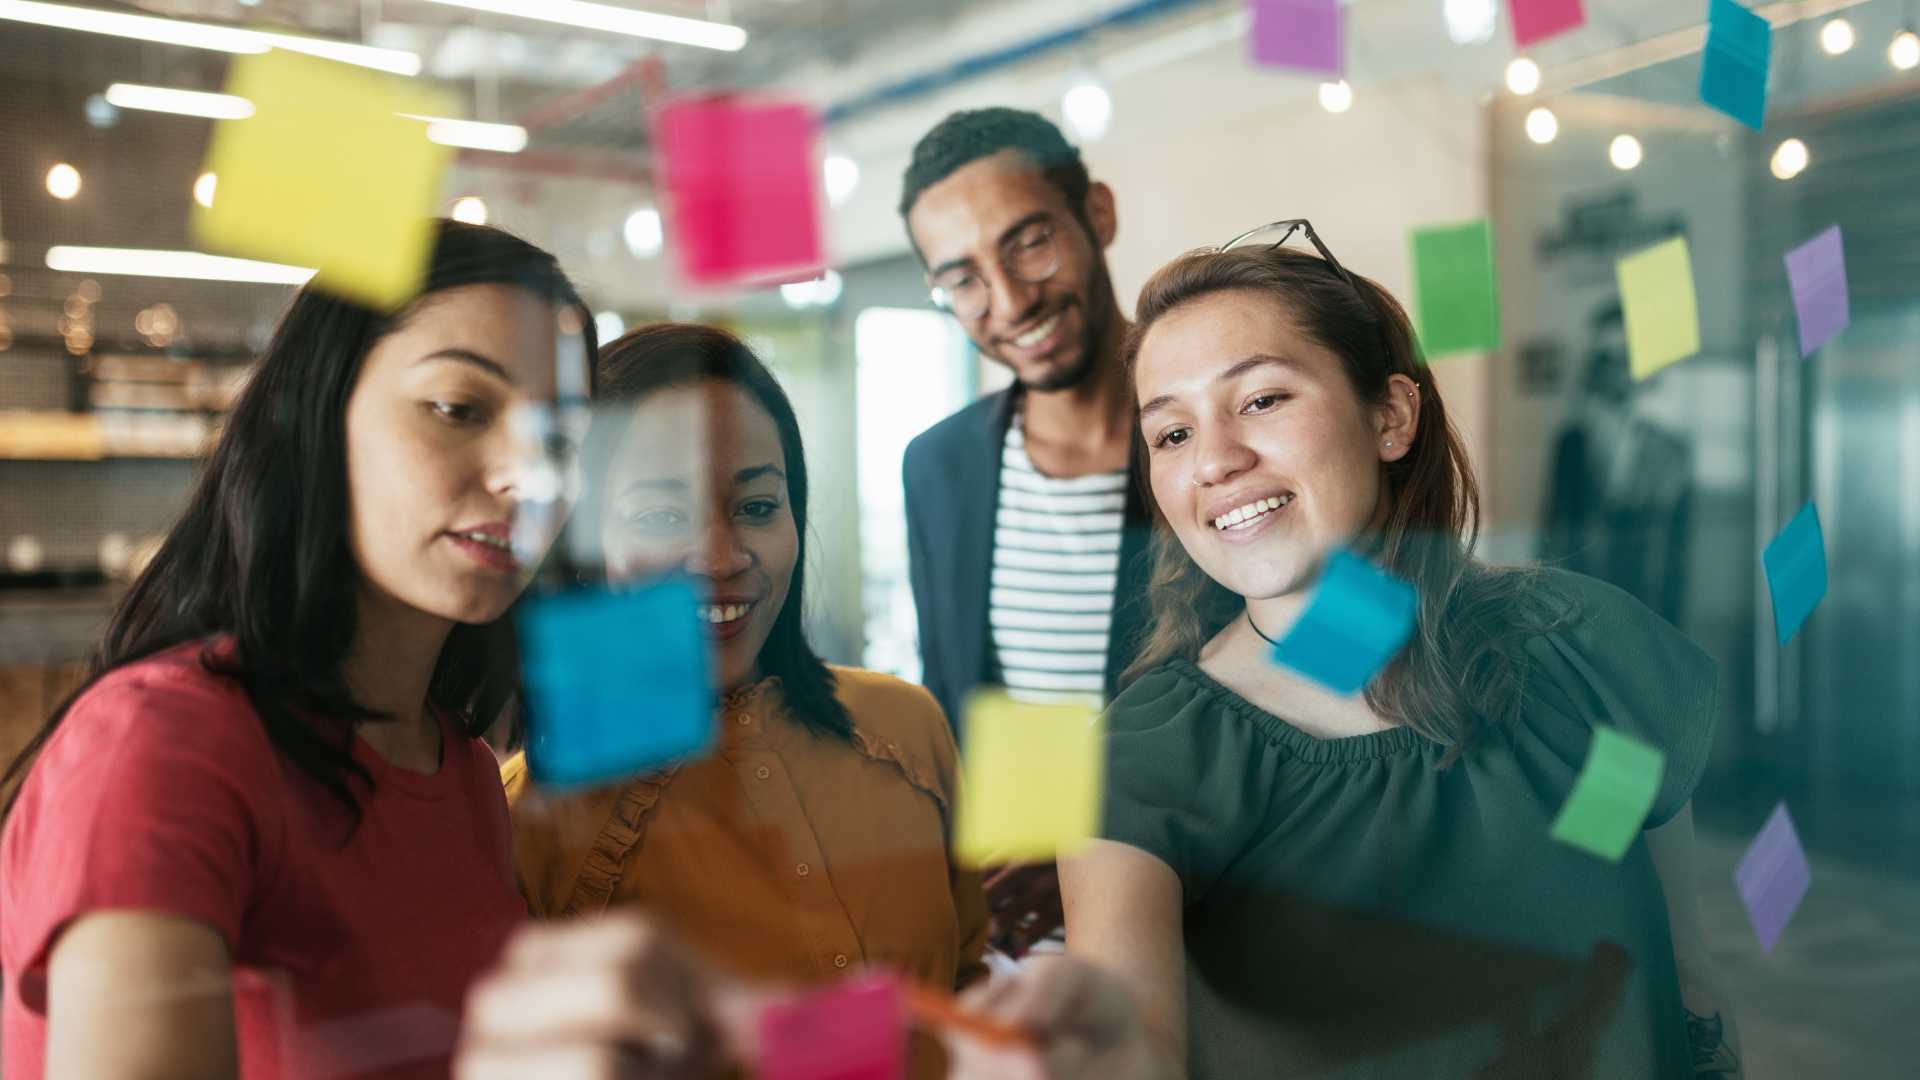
top-left (502, 667), bottom-right (990, 1072)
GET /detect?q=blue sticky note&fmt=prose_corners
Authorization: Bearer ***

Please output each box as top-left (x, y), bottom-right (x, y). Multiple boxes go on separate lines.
top-left (1700, 0), bottom-right (1770, 131)
top-left (518, 575), bottom-right (714, 789)
top-left (1762, 501), bottom-right (1826, 646)
top-left (1269, 549), bottom-right (1418, 695)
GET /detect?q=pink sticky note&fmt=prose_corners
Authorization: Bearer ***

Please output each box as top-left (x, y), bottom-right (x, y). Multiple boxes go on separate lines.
top-left (1510, 0), bottom-right (1586, 49)
top-left (1250, 0), bottom-right (1344, 78)
top-left (758, 975), bottom-right (906, 1080)
top-left (656, 95), bottom-right (825, 288)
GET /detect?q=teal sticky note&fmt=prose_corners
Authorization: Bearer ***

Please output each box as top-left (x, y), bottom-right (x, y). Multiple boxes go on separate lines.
top-left (1762, 501), bottom-right (1826, 646)
top-left (1269, 549), bottom-right (1418, 695)
top-left (518, 574), bottom-right (714, 789)
top-left (1700, 0), bottom-right (1770, 131)
top-left (1550, 726), bottom-right (1666, 862)
top-left (1412, 220), bottom-right (1501, 358)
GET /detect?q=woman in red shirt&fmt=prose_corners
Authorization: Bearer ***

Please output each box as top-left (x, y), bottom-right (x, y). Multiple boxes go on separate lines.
top-left (0, 220), bottom-right (595, 1079)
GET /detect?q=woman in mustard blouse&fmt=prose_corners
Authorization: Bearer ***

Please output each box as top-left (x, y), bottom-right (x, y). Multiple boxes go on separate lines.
top-left (499, 324), bottom-right (989, 1076)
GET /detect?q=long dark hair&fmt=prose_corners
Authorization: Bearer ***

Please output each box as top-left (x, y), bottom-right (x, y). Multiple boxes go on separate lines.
top-left (587, 323), bottom-right (852, 741)
top-left (1121, 246), bottom-right (1568, 762)
top-left (0, 220), bottom-right (595, 823)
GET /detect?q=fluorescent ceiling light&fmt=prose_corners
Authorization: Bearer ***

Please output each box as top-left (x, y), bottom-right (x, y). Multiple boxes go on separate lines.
top-left (0, 0), bottom-right (421, 75)
top-left (255, 31), bottom-right (420, 74)
top-left (404, 115), bottom-right (530, 153)
top-left (105, 83), bottom-right (254, 120)
top-left (421, 0), bottom-right (747, 52)
top-left (45, 245), bottom-right (315, 285)
top-left (0, 0), bottom-right (260, 52)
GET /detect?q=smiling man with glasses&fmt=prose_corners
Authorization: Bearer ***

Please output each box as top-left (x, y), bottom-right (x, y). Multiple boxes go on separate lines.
top-left (896, 108), bottom-right (1154, 955)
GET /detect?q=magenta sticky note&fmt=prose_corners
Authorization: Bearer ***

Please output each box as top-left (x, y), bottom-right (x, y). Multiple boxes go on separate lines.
top-left (656, 95), bottom-right (825, 288)
top-left (758, 975), bottom-right (906, 1080)
top-left (1509, 0), bottom-right (1586, 49)
top-left (1784, 225), bottom-right (1849, 358)
top-left (1250, 0), bottom-right (1344, 78)
top-left (1733, 801), bottom-right (1811, 953)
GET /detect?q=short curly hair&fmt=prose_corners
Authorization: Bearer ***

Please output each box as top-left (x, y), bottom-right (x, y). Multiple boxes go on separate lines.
top-left (898, 107), bottom-right (1091, 222)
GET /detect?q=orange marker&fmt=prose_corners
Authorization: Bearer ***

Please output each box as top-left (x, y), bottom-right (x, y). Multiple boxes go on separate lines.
top-left (899, 983), bottom-right (1034, 1050)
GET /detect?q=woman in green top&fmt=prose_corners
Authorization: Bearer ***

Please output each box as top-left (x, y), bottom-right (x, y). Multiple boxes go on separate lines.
top-left (941, 229), bottom-right (1741, 1080)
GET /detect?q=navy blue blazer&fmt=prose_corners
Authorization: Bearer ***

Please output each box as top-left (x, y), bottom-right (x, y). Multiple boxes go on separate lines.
top-left (901, 388), bottom-right (1156, 731)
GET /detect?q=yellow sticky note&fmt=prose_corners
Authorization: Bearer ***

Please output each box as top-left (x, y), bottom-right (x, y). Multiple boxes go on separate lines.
top-left (1615, 236), bottom-right (1701, 380)
top-left (192, 49), bottom-right (455, 311)
top-left (953, 691), bottom-right (1103, 867)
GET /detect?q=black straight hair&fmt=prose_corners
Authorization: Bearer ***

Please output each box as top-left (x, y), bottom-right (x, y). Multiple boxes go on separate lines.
top-left (586, 322), bottom-right (852, 741)
top-left (0, 220), bottom-right (596, 824)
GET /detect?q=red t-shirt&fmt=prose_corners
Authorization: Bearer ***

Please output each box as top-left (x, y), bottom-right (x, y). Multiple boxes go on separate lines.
top-left (1, 640), bottom-right (527, 1078)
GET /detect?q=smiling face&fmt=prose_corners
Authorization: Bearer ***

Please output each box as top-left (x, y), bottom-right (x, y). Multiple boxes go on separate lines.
top-left (1135, 288), bottom-right (1419, 603)
top-left (906, 149), bottom-right (1119, 392)
top-left (600, 380), bottom-right (797, 692)
top-left (343, 283), bottom-right (583, 627)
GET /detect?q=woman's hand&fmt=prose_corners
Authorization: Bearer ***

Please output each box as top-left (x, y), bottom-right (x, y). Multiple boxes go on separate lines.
top-left (943, 956), bottom-right (1180, 1080)
top-left (456, 912), bottom-right (759, 1080)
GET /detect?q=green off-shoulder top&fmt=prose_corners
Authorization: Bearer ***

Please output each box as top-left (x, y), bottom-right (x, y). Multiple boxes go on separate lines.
top-left (1100, 570), bottom-right (1717, 1079)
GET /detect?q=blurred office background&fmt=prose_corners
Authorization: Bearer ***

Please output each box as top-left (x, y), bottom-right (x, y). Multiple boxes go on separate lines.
top-left (2, 1), bottom-right (1917, 1073)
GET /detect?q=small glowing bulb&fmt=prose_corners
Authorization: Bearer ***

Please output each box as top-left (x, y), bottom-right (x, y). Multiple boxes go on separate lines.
top-left (1506, 57), bottom-right (1541, 96)
top-left (1609, 134), bottom-right (1643, 171)
top-left (1891, 30), bottom-right (1920, 71)
top-left (1770, 138), bottom-right (1809, 180)
top-left (450, 195), bottom-right (488, 225)
top-left (46, 162), bottom-right (81, 200)
top-left (1820, 18), bottom-right (1855, 56)
top-left (1061, 81), bottom-right (1113, 141)
top-left (1525, 106), bottom-right (1559, 144)
top-left (624, 207), bottom-right (663, 258)
top-left (1442, 0), bottom-right (1499, 45)
top-left (823, 154), bottom-right (860, 207)
top-left (1318, 80), bottom-right (1353, 114)
top-left (193, 172), bottom-right (217, 209)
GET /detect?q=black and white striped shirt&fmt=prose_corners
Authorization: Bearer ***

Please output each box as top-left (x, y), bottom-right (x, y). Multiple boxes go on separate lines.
top-left (989, 416), bottom-right (1127, 706)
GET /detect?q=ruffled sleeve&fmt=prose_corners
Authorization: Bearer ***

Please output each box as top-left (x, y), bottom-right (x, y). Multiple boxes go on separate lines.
top-left (1098, 664), bottom-right (1281, 904)
top-left (1519, 570), bottom-right (1720, 828)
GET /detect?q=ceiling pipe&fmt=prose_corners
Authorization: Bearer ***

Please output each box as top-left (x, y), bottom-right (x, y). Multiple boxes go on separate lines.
top-left (822, 0), bottom-right (1213, 126)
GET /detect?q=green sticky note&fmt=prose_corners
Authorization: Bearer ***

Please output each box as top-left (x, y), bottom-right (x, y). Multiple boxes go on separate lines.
top-left (1411, 220), bottom-right (1500, 357)
top-left (192, 49), bottom-right (455, 311)
top-left (1550, 726), bottom-right (1665, 862)
top-left (1615, 236), bottom-right (1701, 380)
top-left (953, 691), bottom-right (1102, 867)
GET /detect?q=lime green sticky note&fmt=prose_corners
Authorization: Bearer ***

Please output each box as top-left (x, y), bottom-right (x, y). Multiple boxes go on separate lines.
top-left (191, 49), bottom-right (455, 311)
top-left (1615, 236), bottom-right (1701, 380)
top-left (1411, 220), bottom-right (1500, 358)
top-left (953, 692), bottom-right (1102, 867)
top-left (1550, 726), bottom-right (1666, 862)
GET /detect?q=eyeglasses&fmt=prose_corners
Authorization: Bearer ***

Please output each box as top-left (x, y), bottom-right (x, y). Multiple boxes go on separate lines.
top-left (1219, 217), bottom-right (1394, 360)
top-left (1218, 218), bottom-right (1365, 294)
top-left (927, 220), bottom-right (1061, 320)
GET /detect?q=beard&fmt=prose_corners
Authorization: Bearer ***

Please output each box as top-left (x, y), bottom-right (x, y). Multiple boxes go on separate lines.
top-left (1015, 258), bottom-right (1117, 394)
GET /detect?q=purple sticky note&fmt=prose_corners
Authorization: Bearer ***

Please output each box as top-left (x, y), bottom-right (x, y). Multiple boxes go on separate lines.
top-left (1250, 0), bottom-right (1344, 78)
top-left (656, 94), bottom-right (825, 288)
top-left (1509, 0), bottom-right (1586, 49)
top-left (758, 975), bottom-right (906, 1080)
top-left (1784, 225), bottom-right (1849, 358)
top-left (1733, 801), bottom-right (1811, 954)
